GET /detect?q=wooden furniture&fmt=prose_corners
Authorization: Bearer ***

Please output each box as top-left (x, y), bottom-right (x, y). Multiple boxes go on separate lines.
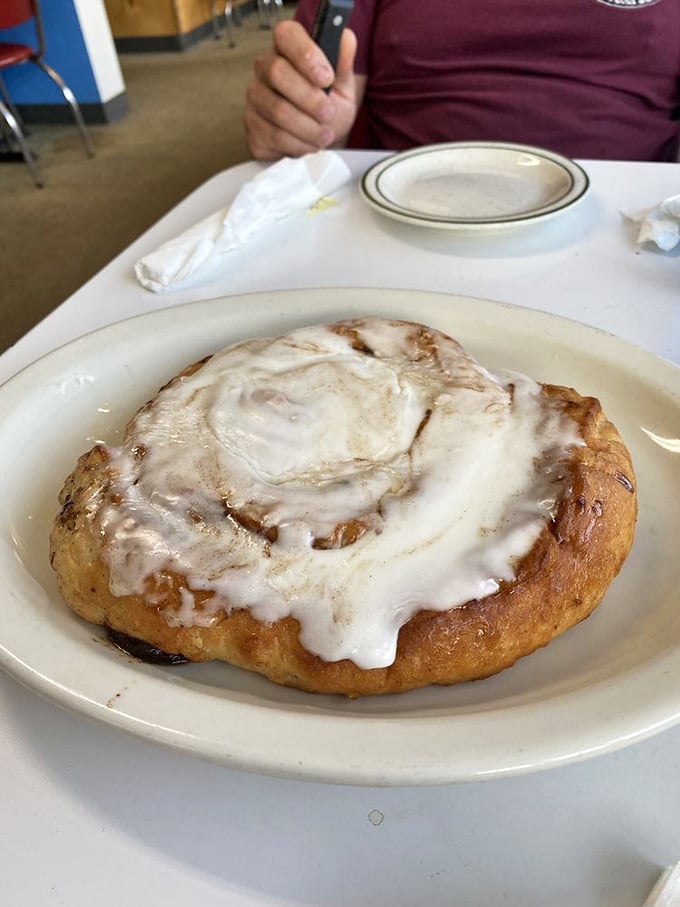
top-left (104, 0), bottom-right (255, 50)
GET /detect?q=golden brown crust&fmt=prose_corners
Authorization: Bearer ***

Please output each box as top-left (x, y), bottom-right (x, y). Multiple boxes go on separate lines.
top-left (49, 353), bottom-right (637, 698)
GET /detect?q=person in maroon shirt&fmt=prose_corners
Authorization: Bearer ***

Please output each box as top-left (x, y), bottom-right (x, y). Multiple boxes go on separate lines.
top-left (244, 0), bottom-right (680, 162)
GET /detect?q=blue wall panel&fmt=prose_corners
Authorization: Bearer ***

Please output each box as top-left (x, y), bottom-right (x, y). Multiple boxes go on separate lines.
top-left (1, 0), bottom-right (100, 104)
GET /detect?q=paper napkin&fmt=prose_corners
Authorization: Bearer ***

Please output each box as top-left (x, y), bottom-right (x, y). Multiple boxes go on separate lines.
top-left (642, 862), bottom-right (680, 907)
top-left (624, 193), bottom-right (680, 252)
top-left (134, 151), bottom-right (352, 293)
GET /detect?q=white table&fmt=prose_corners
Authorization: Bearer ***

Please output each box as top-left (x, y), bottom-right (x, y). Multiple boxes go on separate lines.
top-left (1, 151), bottom-right (679, 906)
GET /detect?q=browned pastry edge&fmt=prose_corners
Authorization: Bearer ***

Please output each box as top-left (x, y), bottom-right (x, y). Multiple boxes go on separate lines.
top-left (49, 375), bottom-right (637, 698)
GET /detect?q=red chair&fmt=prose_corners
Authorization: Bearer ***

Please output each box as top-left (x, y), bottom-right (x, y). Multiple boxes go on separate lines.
top-left (0, 0), bottom-right (94, 187)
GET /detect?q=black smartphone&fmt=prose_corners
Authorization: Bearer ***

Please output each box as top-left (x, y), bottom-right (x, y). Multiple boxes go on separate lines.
top-left (311, 0), bottom-right (354, 77)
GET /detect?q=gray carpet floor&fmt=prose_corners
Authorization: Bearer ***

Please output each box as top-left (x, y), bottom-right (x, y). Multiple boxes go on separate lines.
top-left (0, 10), bottom-right (290, 354)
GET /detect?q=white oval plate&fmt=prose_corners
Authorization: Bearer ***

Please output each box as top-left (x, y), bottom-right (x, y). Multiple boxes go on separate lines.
top-left (1, 289), bottom-right (679, 786)
top-left (360, 142), bottom-right (590, 231)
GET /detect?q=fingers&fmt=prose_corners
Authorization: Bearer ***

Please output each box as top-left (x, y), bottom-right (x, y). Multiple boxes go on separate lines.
top-left (244, 99), bottom-right (334, 161)
top-left (334, 28), bottom-right (358, 92)
top-left (244, 55), bottom-right (335, 159)
top-left (272, 20), bottom-right (334, 89)
top-left (243, 20), bottom-right (359, 160)
top-left (252, 49), bottom-right (335, 125)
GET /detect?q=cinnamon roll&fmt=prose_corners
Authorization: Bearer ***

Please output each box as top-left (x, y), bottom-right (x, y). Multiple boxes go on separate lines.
top-left (49, 317), bottom-right (637, 697)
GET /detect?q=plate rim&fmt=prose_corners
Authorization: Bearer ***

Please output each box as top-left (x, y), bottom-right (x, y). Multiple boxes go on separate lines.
top-left (360, 141), bottom-right (590, 230)
top-left (1, 287), bottom-right (679, 786)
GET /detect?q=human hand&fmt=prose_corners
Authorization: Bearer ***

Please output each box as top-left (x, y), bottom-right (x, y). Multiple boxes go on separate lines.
top-left (244, 19), bottom-right (360, 160)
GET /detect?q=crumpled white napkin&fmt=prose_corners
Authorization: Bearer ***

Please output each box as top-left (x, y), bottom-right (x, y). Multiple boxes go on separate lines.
top-left (134, 151), bottom-right (352, 293)
top-left (642, 862), bottom-right (680, 907)
top-left (624, 193), bottom-right (680, 252)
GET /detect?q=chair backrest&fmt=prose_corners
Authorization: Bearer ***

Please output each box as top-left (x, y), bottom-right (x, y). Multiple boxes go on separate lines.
top-left (0, 0), bottom-right (34, 32)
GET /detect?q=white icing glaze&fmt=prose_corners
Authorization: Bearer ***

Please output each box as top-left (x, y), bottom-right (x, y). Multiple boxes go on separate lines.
top-left (98, 319), bottom-right (581, 669)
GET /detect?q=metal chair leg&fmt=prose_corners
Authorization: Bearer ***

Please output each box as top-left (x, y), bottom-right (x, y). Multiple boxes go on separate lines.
top-left (209, 0), bottom-right (236, 46)
top-left (0, 73), bottom-right (27, 134)
top-left (0, 98), bottom-right (43, 187)
top-left (224, 1), bottom-right (236, 47)
top-left (257, 0), bottom-right (271, 29)
top-left (32, 58), bottom-right (94, 158)
top-left (209, 0), bottom-right (221, 38)
top-left (0, 111), bottom-right (15, 151)
top-left (210, 0), bottom-right (220, 41)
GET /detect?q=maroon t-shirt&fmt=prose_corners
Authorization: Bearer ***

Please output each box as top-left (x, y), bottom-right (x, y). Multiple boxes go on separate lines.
top-left (296, 0), bottom-right (680, 161)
